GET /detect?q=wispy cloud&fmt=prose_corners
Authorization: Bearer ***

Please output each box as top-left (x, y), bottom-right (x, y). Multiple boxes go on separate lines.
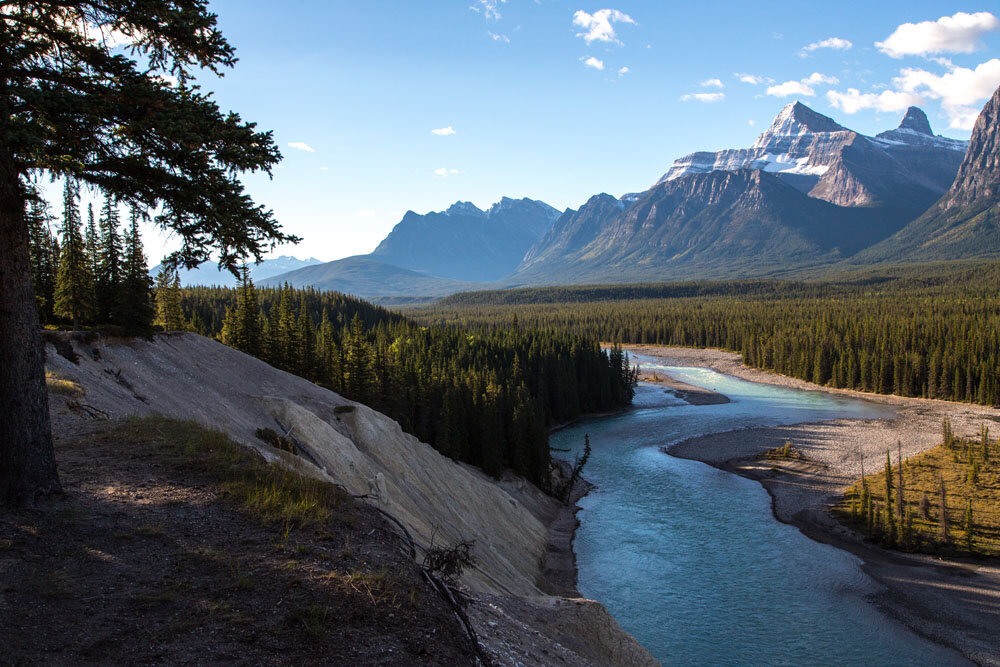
top-left (799, 37), bottom-right (853, 57)
top-left (581, 55), bottom-right (605, 70)
top-left (877, 11), bottom-right (1000, 58)
top-left (681, 92), bottom-right (725, 103)
top-left (287, 142), bottom-right (315, 153)
top-left (434, 168), bottom-right (461, 178)
top-left (470, 0), bottom-right (505, 21)
top-left (766, 72), bottom-right (838, 97)
top-left (431, 126), bottom-right (456, 136)
top-left (826, 88), bottom-right (924, 114)
top-left (573, 9), bottom-right (636, 45)
top-left (319, 166), bottom-right (329, 171)
top-left (736, 73), bottom-right (771, 85)
top-left (618, 66), bottom-right (630, 77)
top-left (700, 78), bottom-right (724, 88)
top-left (488, 30), bottom-right (510, 43)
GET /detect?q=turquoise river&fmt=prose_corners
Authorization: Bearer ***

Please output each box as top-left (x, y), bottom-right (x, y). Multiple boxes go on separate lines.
top-left (550, 356), bottom-right (966, 665)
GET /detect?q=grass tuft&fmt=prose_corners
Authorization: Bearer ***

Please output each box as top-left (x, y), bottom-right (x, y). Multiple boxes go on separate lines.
top-left (46, 372), bottom-right (85, 397)
top-left (96, 416), bottom-right (351, 530)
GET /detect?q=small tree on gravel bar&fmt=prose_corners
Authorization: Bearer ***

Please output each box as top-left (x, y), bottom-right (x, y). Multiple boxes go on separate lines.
top-left (0, 1), bottom-right (297, 507)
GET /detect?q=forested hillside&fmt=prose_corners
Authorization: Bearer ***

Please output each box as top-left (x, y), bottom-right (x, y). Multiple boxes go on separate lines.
top-left (416, 262), bottom-right (1000, 407)
top-left (158, 279), bottom-right (637, 486)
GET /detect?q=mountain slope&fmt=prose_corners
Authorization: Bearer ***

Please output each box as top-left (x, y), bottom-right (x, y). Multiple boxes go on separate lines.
top-left (512, 169), bottom-right (893, 284)
top-left (152, 256), bottom-right (322, 287)
top-left (370, 197), bottom-right (560, 282)
top-left (660, 102), bottom-right (965, 216)
top-left (260, 255), bottom-right (477, 297)
top-left (858, 85), bottom-right (1000, 262)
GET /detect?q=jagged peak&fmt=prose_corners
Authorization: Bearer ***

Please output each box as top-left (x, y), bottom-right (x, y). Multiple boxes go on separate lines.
top-left (898, 106), bottom-right (933, 135)
top-left (445, 201), bottom-right (485, 217)
top-left (767, 101), bottom-right (847, 134)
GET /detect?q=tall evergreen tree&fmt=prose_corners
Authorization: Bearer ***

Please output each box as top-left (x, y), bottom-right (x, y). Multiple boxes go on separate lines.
top-left (154, 266), bottom-right (185, 331)
top-left (111, 209), bottom-right (153, 332)
top-left (25, 196), bottom-right (57, 324)
top-left (1, 0), bottom-right (294, 506)
top-left (53, 180), bottom-right (94, 329)
top-left (96, 196), bottom-right (123, 322)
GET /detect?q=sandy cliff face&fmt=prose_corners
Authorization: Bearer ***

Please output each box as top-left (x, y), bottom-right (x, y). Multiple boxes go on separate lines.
top-left (45, 332), bottom-right (658, 666)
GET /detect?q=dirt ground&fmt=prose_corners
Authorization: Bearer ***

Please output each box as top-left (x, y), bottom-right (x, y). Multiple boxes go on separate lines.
top-left (630, 344), bottom-right (1000, 666)
top-left (0, 420), bottom-right (475, 665)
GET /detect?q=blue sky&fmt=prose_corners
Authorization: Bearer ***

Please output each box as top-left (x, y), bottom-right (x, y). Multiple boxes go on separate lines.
top-left (82, 2), bottom-right (1000, 263)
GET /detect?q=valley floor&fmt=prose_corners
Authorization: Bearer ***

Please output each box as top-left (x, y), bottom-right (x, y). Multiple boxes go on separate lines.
top-left (629, 345), bottom-right (1000, 665)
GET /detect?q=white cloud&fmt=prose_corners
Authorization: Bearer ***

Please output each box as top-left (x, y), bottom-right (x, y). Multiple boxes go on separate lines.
top-left (736, 73), bottom-right (770, 85)
top-left (470, 0), bottom-right (505, 21)
top-left (893, 58), bottom-right (1000, 128)
top-left (573, 9), bottom-right (636, 45)
top-left (434, 168), bottom-right (461, 178)
top-left (748, 119), bottom-right (756, 126)
top-left (877, 12), bottom-right (1000, 58)
top-left (488, 31), bottom-right (510, 43)
top-left (319, 166), bottom-right (329, 171)
top-left (700, 78), bottom-right (724, 88)
top-left (681, 92), bottom-right (725, 103)
top-left (766, 80), bottom-right (815, 97)
top-left (617, 66), bottom-right (630, 76)
top-left (799, 37), bottom-right (853, 56)
top-left (287, 142), bottom-right (315, 153)
top-left (356, 209), bottom-right (376, 217)
top-left (803, 72), bottom-right (839, 85)
top-left (826, 88), bottom-right (924, 114)
top-left (581, 56), bottom-right (605, 70)
top-left (431, 126), bottom-right (456, 136)
top-left (155, 74), bottom-right (179, 87)
top-left (765, 72), bottom-right (838, 98)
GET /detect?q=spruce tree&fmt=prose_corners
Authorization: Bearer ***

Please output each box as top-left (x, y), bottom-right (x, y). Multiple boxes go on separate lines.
top-left (111, 209), bottom-right (153, 333)
top-left (25, 196), bottom-right (57, 324)
top-left (939, 474), bottom-right (950, 546)
top-left (1, 0), bottom-right (295, 507)
top-left (884, 450), bottom-right (896, 545)
top-left (154, 266), bottom-right (185, 331)
top-left (53, 180), bottom-right (95, 329)
top-left (963, 499), bottom-right (974, 552)
top-left (96, 196), bottom-right (123, 323)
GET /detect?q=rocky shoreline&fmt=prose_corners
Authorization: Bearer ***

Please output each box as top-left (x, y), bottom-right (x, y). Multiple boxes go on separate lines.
top-left (632, 344), bottom-right (1000, 665)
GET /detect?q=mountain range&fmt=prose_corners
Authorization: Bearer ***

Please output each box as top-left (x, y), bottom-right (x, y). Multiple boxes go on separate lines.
top-left (262, 93), bottom-right (1000, 297)
top-left (153, 255), bottom-right (322, 288)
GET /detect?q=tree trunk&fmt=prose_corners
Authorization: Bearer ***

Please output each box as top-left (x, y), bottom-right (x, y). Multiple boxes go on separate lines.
top-left (0, 154), bottom-right (61, 506)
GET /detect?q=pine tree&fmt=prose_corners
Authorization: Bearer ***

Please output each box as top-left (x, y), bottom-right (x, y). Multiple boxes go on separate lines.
top-left (96, 196), bottom-right (123, 323)
top-left (884, 449), bottom-right (896, 545)
top-left (963, 499), bottom-right (974, 552)
top-left (85, 203), bottom-right (100, 298)
top-left (343, 314), bottom-right (374, 404)
top-left (25, 196), bottom-right (57, 324)
top-left (938, 474), bottom-right (950, 546)
top-left (111, 209), bottom-right (153, 333)
top-left (154, 266), bottom-right (185, 331)
top-left (53, 180), bottom-right (95, 329)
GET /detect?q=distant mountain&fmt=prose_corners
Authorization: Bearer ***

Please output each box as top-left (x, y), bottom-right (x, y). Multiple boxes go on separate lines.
top-left (259, 255), bottom-right (476, 298)
top-left (369, 197), bottom-right (560, 282)
top-left (512, 169), bottom-right (892, 284)
top-left (857, 85), bottom-right (1000, 263)
top-left (660, 102), bottom-right (965, 217)
top-left (506, 102), bottom-right (969, 285)
top-left (152, 256), bottom-right (322, 287)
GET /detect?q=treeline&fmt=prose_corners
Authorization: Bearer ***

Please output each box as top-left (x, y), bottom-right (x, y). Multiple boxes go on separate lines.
top-left (415, 267), bottom-right (1000, 407)
top-left (436, 261), bottom-right (1000, 307)
top-left (157, 276), bottom-right (638, 486)
top-left (26, 181), bottom-right (153, 332)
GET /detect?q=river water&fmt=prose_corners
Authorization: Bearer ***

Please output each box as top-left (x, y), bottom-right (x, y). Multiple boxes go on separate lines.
top-left (551, 357), bottom-right (964, 665)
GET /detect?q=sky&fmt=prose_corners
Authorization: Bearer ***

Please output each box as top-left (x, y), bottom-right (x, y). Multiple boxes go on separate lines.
top-left (50, 2), bottom-right (1000, 265)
